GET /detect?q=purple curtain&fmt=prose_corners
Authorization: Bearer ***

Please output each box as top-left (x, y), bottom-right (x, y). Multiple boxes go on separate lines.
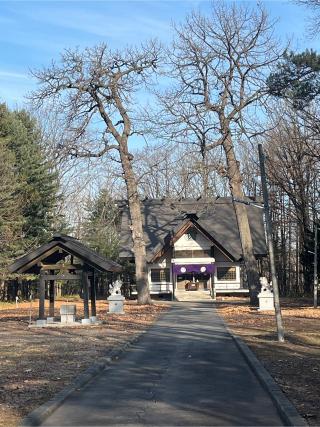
top-left (172, 264), bottom-right (215, 274)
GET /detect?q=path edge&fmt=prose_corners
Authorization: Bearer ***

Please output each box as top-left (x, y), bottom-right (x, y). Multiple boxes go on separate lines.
top-left (20, 329), bottom-right (147, 427)
top-left (225, 325), bottom-right (308, 426)
top-left (20, 305), bottom-right (171, 427)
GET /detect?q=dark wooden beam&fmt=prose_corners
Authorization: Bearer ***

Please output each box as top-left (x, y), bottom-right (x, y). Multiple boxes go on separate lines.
top-left (82, 268), bottom-right (90, 320)
top-left (39, 273), bottom-right (45, 320)
top-left (20, 246), bottom-right (67, 273)
top-left (49, 270), bottom-right (55, 317)
top-left (90, 271), bottom-right (97, 317)
top-left (43, 274), bottom-right (82, 281)
top-left (40, 263), bottom-right (82, 271)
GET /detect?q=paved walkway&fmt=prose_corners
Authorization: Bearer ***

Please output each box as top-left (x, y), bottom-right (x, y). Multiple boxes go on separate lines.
top-left (42, 303), bottom-right (284, 426)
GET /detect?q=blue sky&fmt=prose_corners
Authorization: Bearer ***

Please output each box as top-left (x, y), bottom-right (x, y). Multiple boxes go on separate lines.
top-left (0, 0), bottom-right (319, 107)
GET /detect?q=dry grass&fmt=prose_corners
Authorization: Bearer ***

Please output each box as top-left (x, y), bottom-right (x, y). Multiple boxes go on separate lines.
top-left (217, 297), bottom-right (320, 426)
top-left (0, 299), bottom-right (168, 427)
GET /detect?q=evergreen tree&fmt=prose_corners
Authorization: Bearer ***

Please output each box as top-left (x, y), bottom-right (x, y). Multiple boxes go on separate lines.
top-left (0, 104), bottom-right (58, 248)
top-left (267, 49), bottom-right (320, 109)
top-left (83, 189), bottom-right (120, 260)
top-left (0, 138), bottom-right (24, 276)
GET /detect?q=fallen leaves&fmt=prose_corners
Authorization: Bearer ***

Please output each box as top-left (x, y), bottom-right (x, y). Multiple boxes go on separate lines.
top-left (217, 297), bottom-right (320, 427)
top-left (0, 299), bottom-right (168, 427)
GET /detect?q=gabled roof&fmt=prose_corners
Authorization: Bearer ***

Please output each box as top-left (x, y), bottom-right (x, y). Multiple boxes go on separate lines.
top-left (8, 234), bottom-right (122, 274)
top-left (119, 197), bottom-right (267, 262)
top-left (149, 216), bottom-right (235, 263)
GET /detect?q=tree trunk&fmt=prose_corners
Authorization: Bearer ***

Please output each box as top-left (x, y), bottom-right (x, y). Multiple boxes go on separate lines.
top-left (200, 140), bottom-right (209, 198)
top-left (280, 191), bottom-right (287, 295)
top-left (222, 134), bottom-right (260, 305)
top-left (202, 162), bottom-right (209, 199)
top-left (119, 139), bottom-right (151, 305)
top-left (296, 223), bottom-right (301, 294)
top-left (0, 279), bottom-right (6, 301)
top-left (288, 199), bottom-right (292, 294)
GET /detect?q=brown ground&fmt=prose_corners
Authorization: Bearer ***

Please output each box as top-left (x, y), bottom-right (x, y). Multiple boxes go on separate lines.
top-left (217, 297), bottom-right (320, 426)
top-left (0, 299), bottom-right (168, 427)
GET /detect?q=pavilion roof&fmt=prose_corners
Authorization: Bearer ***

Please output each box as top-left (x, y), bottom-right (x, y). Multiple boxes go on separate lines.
top-left (8, 234), bottom-right (122, 274)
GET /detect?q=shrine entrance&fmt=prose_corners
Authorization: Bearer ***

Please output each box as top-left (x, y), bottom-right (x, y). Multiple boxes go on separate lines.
top-left (176, 272), bottom-right (211, 291)
top-left (8, 234), bottom-right (122, 323)
top-left (172, 263), bottom-right (215, 299)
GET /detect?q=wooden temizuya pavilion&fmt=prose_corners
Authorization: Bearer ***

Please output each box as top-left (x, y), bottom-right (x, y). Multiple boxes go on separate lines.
top-left (8, 234), bottom-right (122, 322)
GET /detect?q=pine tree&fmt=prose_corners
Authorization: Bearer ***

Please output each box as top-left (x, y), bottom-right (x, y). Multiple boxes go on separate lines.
top-left (0, 104), bottom-right (59, 248)
top-left (83, 189), bottom-right (120, 260)
top-left (267, 49), bottom-right (320, 109)
top-left (0, 138), bottom-right (24, 276)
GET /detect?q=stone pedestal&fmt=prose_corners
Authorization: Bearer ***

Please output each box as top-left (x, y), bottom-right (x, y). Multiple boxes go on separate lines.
top-left (108, 294), bottom-right (125, 314)
top-left (60, 304), bottom-right (76, 323)
top-left (258, 278), bottom-right (275, 311)
top-left (81, 318), bottom-right (91, 325)
top-left (46, 317), bottom-right (55, 324)
top-left (36, 319), bottom-right (46, 326)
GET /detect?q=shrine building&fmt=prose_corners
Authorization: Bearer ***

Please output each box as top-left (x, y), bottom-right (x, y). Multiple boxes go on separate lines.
top-left (119, 197), bottom-right (267, 299)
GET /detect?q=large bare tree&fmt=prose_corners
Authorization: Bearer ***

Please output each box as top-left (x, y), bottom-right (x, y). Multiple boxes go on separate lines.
top-left (167, 3), bottom-right (281, 304)
top-left (134, 143), bottom-right (227, 199)
top-left (30, 42), bottom-right (161, 304)
top-left (147, 93), bottom-right (219, 198)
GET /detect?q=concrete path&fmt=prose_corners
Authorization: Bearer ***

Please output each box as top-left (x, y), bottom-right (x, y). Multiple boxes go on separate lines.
top-left (42, 303), bottom-right (284, 426)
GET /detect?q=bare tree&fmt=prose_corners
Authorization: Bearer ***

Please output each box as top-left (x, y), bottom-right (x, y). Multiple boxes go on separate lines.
top-left (147, 89), bottom-right (220, 197)
top-left (264, 105), bottom-right (320, 294)
top-left (30, 42), bottom-right (161, 304)
top-left (296, 0), bottom-right (320, 37)
top-left (164, 3), bottom-right (281, 304)
top-left (294, 107), bottom-right (320, 160)
top-left (134, 143), bottom-right (228, 199)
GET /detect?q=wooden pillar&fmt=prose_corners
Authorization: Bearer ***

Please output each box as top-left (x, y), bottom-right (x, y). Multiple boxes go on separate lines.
top-left (49, 270), bottom-right (55, 317)
top-left (82, 267), bottom-right (90, 320)
top-left (211, 273), bottom-right (216, 301)
top-left (90, 271), bottom-right (97, 317)
top-left (172, 270), bottom-right (175, 301)
top-left (39, 273), bottom-right (45, 320)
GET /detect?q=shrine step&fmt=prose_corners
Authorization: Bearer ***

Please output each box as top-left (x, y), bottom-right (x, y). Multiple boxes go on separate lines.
top-left (174, 290), bottom-right (213, 302)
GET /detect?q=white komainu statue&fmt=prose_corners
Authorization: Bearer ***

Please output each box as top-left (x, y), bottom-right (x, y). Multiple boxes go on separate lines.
top-left (110, 279), bottom-right (123, 296)
top-left (259, 276), bottom-right (273, 293)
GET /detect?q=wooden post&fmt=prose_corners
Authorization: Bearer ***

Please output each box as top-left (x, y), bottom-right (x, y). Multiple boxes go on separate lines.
top-left (90, 271), bottom-right (97, 317)
top-left (49, 270), bottom-right (55, 317)
top-left (39, 273), bottom-right (45, 320)
top-left (211, 272), bottom-right (216, 301)
top-left (258, 144), bottom-right (285, 343)
top-left (171, 266), bottom-right (175, 301)
top-left (82, 267), bottom-right (90, 320)
top-left (314, 219), bottom-right (318, 309)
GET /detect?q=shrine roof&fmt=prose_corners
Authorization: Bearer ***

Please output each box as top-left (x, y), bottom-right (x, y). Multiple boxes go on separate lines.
top-left (8, 234), bottom-right (122, 275)
top-left (118, 197), bottom-right (267, 262)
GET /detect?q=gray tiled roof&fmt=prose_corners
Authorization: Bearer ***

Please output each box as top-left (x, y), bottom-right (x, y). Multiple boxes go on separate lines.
top-left (119, 197), bottom-right (267, 261)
